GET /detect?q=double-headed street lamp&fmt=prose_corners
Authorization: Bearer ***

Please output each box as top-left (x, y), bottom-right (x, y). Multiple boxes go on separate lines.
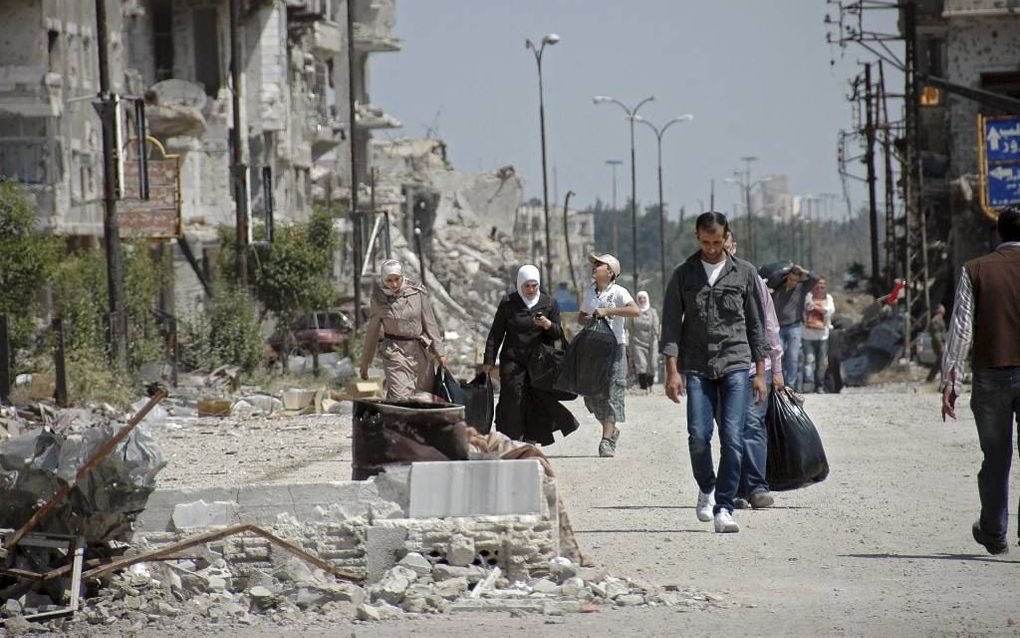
top-left (594, 94), bottom-right (655, 292)
top-left (526, 33), bottom-right (560, 289)
top-left (633, 114), bottom-right (694, 289)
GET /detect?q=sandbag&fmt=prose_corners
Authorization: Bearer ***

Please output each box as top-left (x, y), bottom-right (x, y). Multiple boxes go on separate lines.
top-left (434, 369), bottom-right (494, 434)
top-left (554, 317), bottom-right (617, 397)
top-left (765, 387), bottom-right (829, 491)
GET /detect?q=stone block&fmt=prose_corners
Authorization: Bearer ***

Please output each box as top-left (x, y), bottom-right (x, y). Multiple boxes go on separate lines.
top-left (446, 534), bottom-right (475, 567)
top-left (364, 526), bottom-right (408, 583)
top-left (171, 499), bottom-right (238, 530)
top-left (408, 460), bottom-right (544, 518)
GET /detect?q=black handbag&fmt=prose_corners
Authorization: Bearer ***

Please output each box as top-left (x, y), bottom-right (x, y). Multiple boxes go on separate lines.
top-left (434, 368), bottom-right (495, 433)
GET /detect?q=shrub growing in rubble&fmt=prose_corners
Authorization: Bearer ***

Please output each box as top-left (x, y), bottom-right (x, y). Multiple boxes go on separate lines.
top-left (0, 180), bottom-right (59, 349)
top-left (179, 287), bottom-right (263, 374)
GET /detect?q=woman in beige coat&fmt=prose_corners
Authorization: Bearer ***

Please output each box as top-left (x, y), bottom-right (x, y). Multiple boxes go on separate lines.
top-left (359, 260), bottom-right (446, 399)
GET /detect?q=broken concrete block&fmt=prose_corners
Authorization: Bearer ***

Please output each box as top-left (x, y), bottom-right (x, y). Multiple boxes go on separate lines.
top-left (282, 388), bottom-right (317, 411)
top-left (197, 398), bottom-right (232, 418)
top-left (370, 565), bottom-right (417, 605)
top-left (446, 534), bottom-right (475, 567)
top-left (397, 552), bottom-right (433, 577)
top-left (346, 379), bottom-right (383, 399)
top-left (432, 576), bottom-right (468, 600)
top-left (432, 564), bottom-right (484, 582)
top-left (408, 460), bottom-right (544, 518)
top-left (171, 500), bottom-right (238, 530)
top-left (548, 556), bottom-right (577, 582)
top-left (364, 527), bottom-right (409, 583)
top-left (356, 601), bottom-right (403, 621)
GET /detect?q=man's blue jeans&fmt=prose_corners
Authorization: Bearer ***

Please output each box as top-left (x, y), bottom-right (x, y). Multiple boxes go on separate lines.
top-left (739, 372), bottom-right (773, 498)
top-left (780, 324), bottom-right (803, 391)
top-left (686, 371), bottom-right (750, 514)
top-left (970, 366), bottom-right (1020, 543)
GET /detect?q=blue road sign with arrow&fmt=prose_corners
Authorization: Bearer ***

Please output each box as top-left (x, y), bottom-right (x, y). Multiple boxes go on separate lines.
top-left (981, 116), bottom-right (1020, 215)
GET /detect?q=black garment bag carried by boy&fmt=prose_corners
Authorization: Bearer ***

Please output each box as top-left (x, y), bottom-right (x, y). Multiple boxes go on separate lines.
top-left (554, 317), bottom-right (617, 398)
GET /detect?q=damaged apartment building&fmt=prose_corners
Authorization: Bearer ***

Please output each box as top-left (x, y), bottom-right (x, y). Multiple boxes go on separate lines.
top-left (0, 0), bottom-right (401, 305)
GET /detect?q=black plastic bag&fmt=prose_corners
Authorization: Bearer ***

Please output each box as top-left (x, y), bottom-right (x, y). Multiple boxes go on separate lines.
top-left (554, 317), bottom-right (617, 397)
top-left (434, 369), bottom-right (494, 434)
top-left (758, 260), bottom-right (794, 290)
top-left (459, 372), bottom-right (495, 434)
top-left (528, 337), bottom-right (577, 401)
top-left (765, 387), bottom-right (829, 491)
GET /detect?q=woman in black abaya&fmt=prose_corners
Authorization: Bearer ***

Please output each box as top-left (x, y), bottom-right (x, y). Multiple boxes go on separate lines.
top-left (482, 265), bottom-right (578, 445)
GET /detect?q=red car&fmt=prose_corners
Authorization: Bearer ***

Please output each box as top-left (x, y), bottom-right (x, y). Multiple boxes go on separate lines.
top-left (269, 309), bottom-right (353, 356)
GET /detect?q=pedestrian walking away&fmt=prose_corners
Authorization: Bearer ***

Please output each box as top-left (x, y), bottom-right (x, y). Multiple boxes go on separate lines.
top-left (661, 212), bottom-right (770, 533)
top-left (940, 207), bottom-right (1020, 556)
top-left (772, 263), bottom-right (819, 392)
top-left (483, 265), bottom-right (579, 446)
top-left (627, 291), bottom-right (660, 392)
top-left (926, 304), bottom-right (946, 383)
top-left (578, 253), bottom-right (640, 458)
top-left (724, 232), bottom-right (784, 512)
top-left (802, 277), bottom-right (834, 394)
top-left (360, 259), bottom-right (446, 399)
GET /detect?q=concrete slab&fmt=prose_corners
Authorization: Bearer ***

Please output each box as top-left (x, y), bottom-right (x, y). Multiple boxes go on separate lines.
top-left (365, 526), bottom-right (409, 583)
top-left (171, 499), bottom-right (238, 530)
top-left (408, 460), bottom-right (544, 518)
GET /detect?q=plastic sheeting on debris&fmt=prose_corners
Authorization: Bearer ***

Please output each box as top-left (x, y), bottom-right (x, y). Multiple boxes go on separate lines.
top-left (0, 420), bottom-right (166, 542)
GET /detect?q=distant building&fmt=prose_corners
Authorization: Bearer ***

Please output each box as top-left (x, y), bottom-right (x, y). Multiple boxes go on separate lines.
top-left (514, 204), bottom-right (595, 290)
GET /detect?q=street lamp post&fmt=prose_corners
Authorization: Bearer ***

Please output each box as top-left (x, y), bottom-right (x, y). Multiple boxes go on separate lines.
top-left (594, 95), bottom-right (655, 292)
top-left (634, 114), bottom-right (693, 291)
top-left (605, 159), bottom-right (622, 254)
top-left (526, 33), bottom-right (560, 290)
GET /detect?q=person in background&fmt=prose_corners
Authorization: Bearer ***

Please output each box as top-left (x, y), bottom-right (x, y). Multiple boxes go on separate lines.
top-left (723, 232), bottom-right (784, 511)
top-left (483, 265), bottom-right (578, 445)
top-left (940, 206), bottom-right (1020, 556)
top-left (802, 278), bottom-right (835, 393)
top-left (772, 264), bottom-right (819, 392)
top-left (926, 304), bottom-right (946, 383)
top-left (578, 253), bottom-right (640, 458)
top-left (627, 291), bottom-right (660, 392)
top-left (661, 212), bottom-right (769, 534)
top-left (360, 259), bottom-right (446, 399)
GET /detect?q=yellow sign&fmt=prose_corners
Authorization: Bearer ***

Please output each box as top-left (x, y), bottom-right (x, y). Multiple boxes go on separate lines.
top-left (919, 86), bottom-right (941, 107)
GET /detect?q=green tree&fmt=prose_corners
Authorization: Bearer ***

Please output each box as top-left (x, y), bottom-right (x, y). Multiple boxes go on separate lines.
top-left (0, 181), bottom-right (59, 348)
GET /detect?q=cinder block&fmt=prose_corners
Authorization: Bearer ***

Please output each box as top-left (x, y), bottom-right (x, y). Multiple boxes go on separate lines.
top-left (408, 460), bottom-right (544, 518)
top-left (170, 499), bottom-right (238, 530)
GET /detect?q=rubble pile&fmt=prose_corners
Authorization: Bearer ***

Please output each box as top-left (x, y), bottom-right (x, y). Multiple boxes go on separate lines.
top-left (0, 404), bottom-right (165, 543)
top-left (30, 551), bottom-right (715, 632)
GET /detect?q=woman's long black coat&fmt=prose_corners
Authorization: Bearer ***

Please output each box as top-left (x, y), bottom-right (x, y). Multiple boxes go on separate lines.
top-left (484, 292), bottom-right (578, 445)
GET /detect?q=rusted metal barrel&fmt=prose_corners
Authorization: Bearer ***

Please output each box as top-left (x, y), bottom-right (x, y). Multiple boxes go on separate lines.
top-left (351, 399), bottom-right (470, 480)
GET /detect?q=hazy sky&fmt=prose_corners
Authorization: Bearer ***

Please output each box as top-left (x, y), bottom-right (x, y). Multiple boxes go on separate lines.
top-left (372, 2), bottom-right (900, 220)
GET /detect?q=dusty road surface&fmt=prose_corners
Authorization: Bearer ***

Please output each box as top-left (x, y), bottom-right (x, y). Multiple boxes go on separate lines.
top-left (145, 383), bottom-right (1018, 637)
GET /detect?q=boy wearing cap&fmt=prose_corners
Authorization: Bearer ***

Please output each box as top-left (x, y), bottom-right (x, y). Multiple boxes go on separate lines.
top-left (578, 253), bottom-right (641, 457)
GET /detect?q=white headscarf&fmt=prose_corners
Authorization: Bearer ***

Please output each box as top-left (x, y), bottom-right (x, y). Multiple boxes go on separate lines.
top-left (516, 264), bottom-right (541, 309)
top-left (636, 290), bottom-right (650, 312)
top-left (379, 259), bottom-right (405, 296)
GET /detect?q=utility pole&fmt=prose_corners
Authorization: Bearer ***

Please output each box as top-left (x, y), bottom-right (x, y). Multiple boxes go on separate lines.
top-left (878, 60), bottom-right (897, 290)
top-left (740, 156), bottom-right (757, 263)
top-left (863, 63), bottom-right (880, 288)
top-left (346, 0), bottom-right (362, 331)
top-left (229, 0), bottom-right (249, 287)
top-left (95, 0), bottom-right (127, 368)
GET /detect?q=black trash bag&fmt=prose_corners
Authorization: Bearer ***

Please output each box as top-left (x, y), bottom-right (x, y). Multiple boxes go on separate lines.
top-left (460, 372), bottom-right (495, 434)
top-left (528, 337), bottom-right (577, 401)
top-left (765, 387), bottom-right (829, 491)
top-left (555, 317), bottom-right (618, 397)
top-left (758, 260), bottom-right (794, 290)
top-left (434, 368), bottom-right (494, 434)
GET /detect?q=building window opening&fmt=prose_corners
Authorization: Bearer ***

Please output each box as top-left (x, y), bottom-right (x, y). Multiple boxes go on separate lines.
top-left (192, 7), bottom-right (221, 96)
top-left (152, 0), bottom-right (174, 81)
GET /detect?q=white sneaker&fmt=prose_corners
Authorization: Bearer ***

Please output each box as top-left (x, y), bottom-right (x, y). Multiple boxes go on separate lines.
top-left (714, 510), bottom-right (740, 533)
top-left (696, 489), bottom-right (715, 522)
